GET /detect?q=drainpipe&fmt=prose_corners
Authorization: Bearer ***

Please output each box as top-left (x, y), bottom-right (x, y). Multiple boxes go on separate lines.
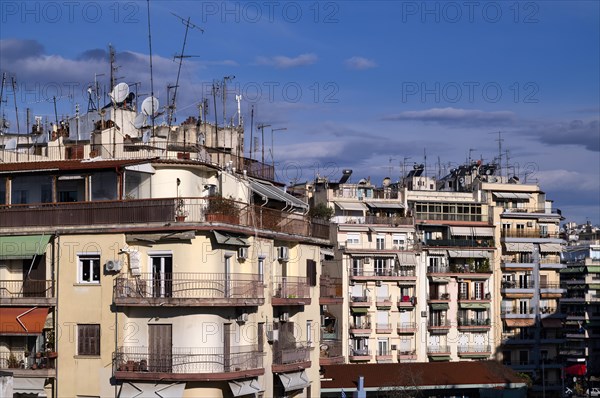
top-left (54, 233), bottom-right (60, 398)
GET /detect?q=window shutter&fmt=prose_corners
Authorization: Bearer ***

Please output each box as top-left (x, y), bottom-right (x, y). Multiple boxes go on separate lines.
top-left (307, 259), bottom-right (317, 287)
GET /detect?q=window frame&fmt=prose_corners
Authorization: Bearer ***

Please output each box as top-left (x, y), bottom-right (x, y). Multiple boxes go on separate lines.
top-left (77, 324), bottom-right (100, 356)
top-left (78, 254), bottom-right (101, 284)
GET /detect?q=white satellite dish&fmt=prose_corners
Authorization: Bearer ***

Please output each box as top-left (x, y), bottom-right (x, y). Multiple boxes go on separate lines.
top-left (133, 113), bottom-right (146, 129)
top-left (110, 82), bottom-right (130, 103)
top-left (142, 130), bottom-right (151, 143)
top-left (141, 96), bottom-right (159, 116)
top-left (5, 138), bottom-right (17, 151)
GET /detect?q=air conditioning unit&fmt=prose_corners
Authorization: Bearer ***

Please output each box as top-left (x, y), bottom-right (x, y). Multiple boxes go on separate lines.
top-left (277, 246), bottom-right (289, 261)
top-left (237, 247), bottom-right (248, 260)
top-left (105, 260), bottom-right (122, 272)
top-left (349, 281), bottom-right (355, 286)
top-left (266, 329), bottom-right (279, 342)
top-left (363, 258), bottom-right (370, 264)
top-left (376, 280), bottom-right (382, 287)
top-left (279, 312), bottom-right (290, 322)
top-left (237, 313), bottom-right (249, 323)
top-left (527, 222), bottom-right (534, 227)
top-left (391, 345), bottom-right (397, 350)
top-left (421, 311), bottom-right (427, 318)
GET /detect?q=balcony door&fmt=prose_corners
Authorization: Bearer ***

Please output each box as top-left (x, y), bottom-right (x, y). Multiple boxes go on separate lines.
top-left (151, 254), bottom-right (172, 298)
top-left (149, 324), bottom-right (172, 372)
top-left (22, 256), bottom-right (46, 297)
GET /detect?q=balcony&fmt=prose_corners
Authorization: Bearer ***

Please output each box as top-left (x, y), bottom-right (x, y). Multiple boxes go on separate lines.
top-left (540, 283), bottom-right (566, 296)
top-left (0, 350), bottom-right (57, 378)
top-left (501, 256), bottom-right (535, 269)
top-left (350, 268), bottom-right (416, 282)
top-left (427, 265), bottom-right (451, 274)
top-left (397, 322), bottom-right (417, 334)
top-left (364, 215), bottom-right (413, 226)
top-left (114, 345), bottom-right (264, 381)
top-left (376, 350), bottom-right (394, 362)
top-left (349, 349), bottom-right (371, 361)
top-left (0, 197), bottom-right (330, 240)
top-left (457, 318), bottom-right (491, 331)
top-left (114, 273), bottom-right (264, 307)
top-left (0, 280), bottom-right (55, 306)
top-left (425, 239), bottom-right (493, 248)
top-left (375, 323), bottom-right (393, 334)
top-left (457, 345), bottom-right (492, 357)
top-left (500, 307), bottom-right (535, 317)
top-left (320, 276), bottom-right (343, 304)
top-left (272, 342), bottom-right (311, 373)
top-left (501, 281), bottom-right (534, 297)
top-left (427, 320), bottom-right (451, 332)
top-left (561, 294), bottom-right (586, 303)
top-left (458, 292), bottom-right (492, 302)
top-left (397, 295), bottom-right (417, 309)
top-left (376, 295), bottom-right (392, 308)
top-left (427, 346), bottom-right (451, 355)
top-left (397, 350), bottom-right (417, 361)
top-left (349, 295), bottom-right (371, 308)
top-left (349, 322), bottom-right (372, 336)
top-left (427, 293), bottom-right (450, 302)
top-left (272, 276), bottom-right (311, 306)
top-left (319, 340), bottom-right (344, 365)
top-left (501, 229), bottom-right (561, 239)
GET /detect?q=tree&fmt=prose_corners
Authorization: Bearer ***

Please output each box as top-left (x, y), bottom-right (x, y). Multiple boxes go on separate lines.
top-left (308, 203), bottom-right (334, 220)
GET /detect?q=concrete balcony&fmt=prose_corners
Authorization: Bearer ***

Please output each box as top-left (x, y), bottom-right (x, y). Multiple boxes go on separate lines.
top-left (457, 318), bottom-right (491, 331)
top-left (397, 322), bottom-right (417, 334)
top-left (427, 293), bottom-right (450, 302)
top-left (114, 273), bottom-right (264, 307)
top-left (0, 280), bottom-right (56, 306)
top-left (350, 268), bottom-right (416, 282)
top-left (501, 281), bottom-right (535, 298)
top-left (349, 349), bottom-right (371, 362)
top-left (397, 296), bottom-right (417, 309)
top-left (376, 350), bottom-right (394, 362)
top-left (349, 295), bottom-right (372, 307)
top-left (375, 295), bottom-right (392, 308)
top-left (349, 323), bottom-right (372, 336)
top-left (272, 276), bottom-right (311, 306)
top-left (375, 323), bottom-right (393, 334)
top-left (272, 343), bottom-right (311, 373)
top-left (457, 345), bottom-right (492, 358)
top-left (397, 350), bottom-right (417, 362)
top-left (319, 340), bottom-right (344, 365)
top-left (0, 350), bottom-right (57, 378)
top-left (427, 346), bottom-right (451, 356)
top-left (114, 345), bottom-right (264, 382)
top-left (427, 320), bottom-right (451, 333)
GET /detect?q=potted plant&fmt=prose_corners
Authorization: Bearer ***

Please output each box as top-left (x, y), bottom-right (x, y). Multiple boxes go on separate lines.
top-left (205, 195), bottom-right (239, 223)
top-left (175, 198), bottom-right (188, 222)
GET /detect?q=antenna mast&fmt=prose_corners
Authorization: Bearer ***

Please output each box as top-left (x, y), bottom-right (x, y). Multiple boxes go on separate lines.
top-left (146, 0), bottom-right (155, 135)
top-left (249, 105), bottom-right (254, 159)
top-left (257, 123), bottom-right (271, 165)
top-left (11, 77), bottom-right (20, 134)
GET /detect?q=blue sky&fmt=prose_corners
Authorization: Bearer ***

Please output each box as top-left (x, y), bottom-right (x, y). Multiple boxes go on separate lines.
top-left (1, 1), bottom-right (599, 224)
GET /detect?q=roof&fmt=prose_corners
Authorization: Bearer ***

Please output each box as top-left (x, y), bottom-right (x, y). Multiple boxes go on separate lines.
top-left (0, 158), bottom-right (154, 173)
top-left (321, 361), bottom-right (527, 391)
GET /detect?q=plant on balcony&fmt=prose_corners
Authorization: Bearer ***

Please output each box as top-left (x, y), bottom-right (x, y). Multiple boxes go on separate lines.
top-left (206, 195), bottom-right (239, 223)
top-left (308, 203), bottom-right (334, 221)
top-left (7, 353), bottom-right (20, 368)
top-left (475, 258), bottom-right (491, 273)
top-left (175, 198), bottom-right (188, 221)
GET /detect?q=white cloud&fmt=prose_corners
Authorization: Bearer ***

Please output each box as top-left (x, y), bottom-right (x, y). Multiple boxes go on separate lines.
top-left (255, 53), bottom-right (317, 69)
top-left (383, 107), bottom-right (516, 127)
top-left (344, 56), bottom-right (377, 70)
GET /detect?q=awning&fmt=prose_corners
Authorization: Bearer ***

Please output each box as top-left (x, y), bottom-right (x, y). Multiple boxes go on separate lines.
top-left (118, 382), bottom-right (186, 398)
top-left (540, 243), bottom-right (562, 253)
top-left (229, 379), bottom-right (262, 397)
top-left (351, 307), bottom-right (369, 314)
top-left (561, 267), bottom-right (585, 274)
top-left (0, 307), bottom-right (49, 335)
top-left (320, 247), bottom-right (335, 258)
top-left (565, 364), bottom-right (587, 376)
top-left (448, 250), bottom-right (490, 259)
top-left (212, 231), bottom-right (249, 247)
top-left (450, 226), bottom-right (494, 237)
top-left (493, 192), bottom-right (531, 200)
top-left (503, 242), bottom-right (534, 252)
top-left (13, 377), bottom-right (47, 396)
top-left (504, 318), bottom-right (535, 328)
top-left (459, 302), bottom-right (490, 309)
top-left (427, 250), bottom-right (447, 256)
top-left (587, 266), bottom-right (600, 273)
top-left (365, 202), bottom-right (405, 209)
top-left (541, 318), bottom-right (562, 328)
top-left (0, 235), bottom-right (52, 260)
top-left (249, 179), bottom-right (308, 210)
top-left (397, 252), bottom-right (417, 266)
top-left (429, 355), bottom-right (451, 361)
top-left (124, 163), bottom-right (155, 174)
top-left (334, 201), bottom-right (367, 212)
top-left (430, 303), bottom-right (449, 311)
top-left (126, 231), bottom-right (195, 243)
top-left (430, 276), bottom-right (451, 283)
top-left (278, 370), bottom-right (310, 392)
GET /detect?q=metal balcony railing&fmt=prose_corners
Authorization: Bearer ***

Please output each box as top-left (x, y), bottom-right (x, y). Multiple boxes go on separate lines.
top-left (273, 343), bottom-right (310, 365)
top-left (458, 345), bottom-right (491, 353)
top-left (350, 349), bottom-right (371, 357)
top-left (0, 280), bottom-right (54, 298)
top-left (458, 318), bottom-right (491, 327)
top-left (427, 346), bottom-right (450, 354)
top-left (114, 345), bottom-right (262, 374)
top-left (351, 269), bottom-right (416, 277)
top-left (428, 293), bottom-right (450, 301)
top-left (397, 322), bottom-right (417, 331)
top-left (114, 273), bottom-right (263, 301)
top-left (458, 292), bottom-right (491, 300)
top-left (273, 276), bottom-right (310, 299)
top-left (320, 277), bottom-right (343, 299)
top-left (427, 320), bottom-right (451, 328)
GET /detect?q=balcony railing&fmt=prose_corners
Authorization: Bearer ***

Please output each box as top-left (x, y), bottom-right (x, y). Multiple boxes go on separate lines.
top-left (458, 293), bottom-right (491, 300)
top-left (364, 215), bottom-right (413, 226)
top-left (425, 239), bottom-right (493, 248)
top-left (0, 197), bottom-right (330, 240)
top-left (114, 345), bottom-right (262, 376)
top-left (427, 346), bottom-right (450, 354)
top-left (458, 345), bottom-right (491, 353)
top-left (501, 229), bottom-right (561, 239)
top-left (428, 293), bottom-right (450, 301)
top-left (0, 280), bottom-right (54, 299)
top-left (397, 322), bottom-right (417, 332)
top-left (273, 276), bottom-right (310, 302)
top-left (427, 266), bottom-right (451, 274)
top-left (349, 322), bottom-right (371, 330)
top-left (273, 343), bottom-right (310, 366)
top-left (458, 318), bottom-right (491, 327)
top-left (501, 307), bottom-right (535, 315)
top-left (501, 207), bottom-right (561, 215)
top-left (375, 323), bottom-right (392, 332)
top-left (349, 349), bottom-right (371, 358)
top-left (320, 277), bottom-right (343, 300)
top-left (427, 320), bottom-right (451, 328)
top-left (319, 340), bottom-right (343, 359)
top-left (350, 268), bottom-right (416, 278)
top-left (114, 273), bottom-right (263, 305)
top-left (350, 295), bottom-right (370, 304)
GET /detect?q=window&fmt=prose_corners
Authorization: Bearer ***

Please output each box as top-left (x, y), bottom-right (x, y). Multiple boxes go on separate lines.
top-left (374, 258), bottom-right (387, 276)
top-left (78, 324), bottom-right (100, 356)
top-left (78, 255), bottom-right (100, 284)
top-left (306, 259), bottom-right (317, 287)
top-left (258, 256), bottom-right (265, 282)
top-left (519, 350), bottom-right (529, 365)
top-left (347, 233), bottom-right (360, 245)
top-left (392, 234), bottom-right (406, 249)
top-left (376, 235), bottom-right (385, 250)
top-left (352, 258), bottom-right (362, 276)
top-left (306, 320), bottom-right (312, 345)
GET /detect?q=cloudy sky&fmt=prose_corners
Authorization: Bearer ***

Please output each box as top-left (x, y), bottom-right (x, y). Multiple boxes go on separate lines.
top-left (1, 1), bottom-right (598, 224)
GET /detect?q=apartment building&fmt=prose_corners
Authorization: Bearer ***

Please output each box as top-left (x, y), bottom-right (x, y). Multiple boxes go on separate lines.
top-left (0, 104), bottom-right (330, 397)
top-left (561, 226), bottom-right (600, 379)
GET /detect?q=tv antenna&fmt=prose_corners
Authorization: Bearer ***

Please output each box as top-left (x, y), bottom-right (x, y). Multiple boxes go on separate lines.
top-left (222, 75), bottom-right (235, 125)
top-left (168, 12), bottom-right (203, 127)
top-left (489, 131), bottom-right (503, 177)
top-left (257, 123), bottom-right (271, 165)
top-left (387, 157), bottom-right (396, 177)
top-left (468, 148), bottom-right (476, 164)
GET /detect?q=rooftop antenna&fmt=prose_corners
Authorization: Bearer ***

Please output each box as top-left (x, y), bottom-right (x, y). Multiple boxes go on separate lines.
top-left (222, 75), bottom-right (235, 125)
top-left (249, 105), bottom-right (254, 159)
top-left (423, 148), bottom-right (427, 179)
top-left (257, 123), bottom-right (271, 165)
top-left (169, 13), bottom-right (203, 128)
top-left (235, 94), bottom-right (242, 126)
top-left (388, 157), bottom-right (396, 177)
top-left (128, 82), bottom-right (141, 111)
top-left (0, 73), bottom-right (6, 133)
top-left (437, 156), bottom-right (441, 179)
top-left (11, 76), bottom-right (20, 134)
top-left (402, 156), bottom-right (411, 181)
top-left (94, 73), bottom-right (104, 111)
top-left (146, 0), bottom-right (156, 136)
top-left (490, 131), bottom-right (503, 178)
top-left (212, 81), bottom-right (219, 146)
top-left (468, 148), bottom-right (476, 164)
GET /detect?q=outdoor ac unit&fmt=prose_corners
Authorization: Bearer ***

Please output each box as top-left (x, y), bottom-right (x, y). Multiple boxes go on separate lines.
top-left (105, 260), bottom-right (122, 272)
top-left (266, 329), bottom-right (279, 342)
top-left (421, 311), bottom-right (427, 318)
top-left (527, 222), bottom-right (534, 227)
top-left (237, 313), bottom-right (249, 323)
top-left (279, 312), bottom-right (290, 322)
top-left (277, 246), bottom-right (289, 261)
top-left (237, 247), bottom-right (248, 260)
top-left (376, 280), bottom-right (382, 287)
top-left (391, 345), bottom-right (397, 350)
top-left (364, 258), bottom-right (370, 264)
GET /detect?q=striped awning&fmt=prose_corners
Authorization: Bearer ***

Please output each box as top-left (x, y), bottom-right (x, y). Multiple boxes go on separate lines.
top-left (504, 318), bottom-right (535, 328)
top-left (448, 250), bottom-right (490, 259)
top-left (397, 253), bottom-right (417, 266)
top-left (430, 303), bottom-right (449, 310)
top-left (493, 192), bottom-right (531, 200)
top-left (0, 235), bottom-right (52, 260)
top-left (334, 201), bottom-right (367, 212)
top-left (503, 242), bottom-right (534, 252)
top-left (540, 243), bottom-right (562, 253)
top-left (450, 227), bottom-right (494, 237)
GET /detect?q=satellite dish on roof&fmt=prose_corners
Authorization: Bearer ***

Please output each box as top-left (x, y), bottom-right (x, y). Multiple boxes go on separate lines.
top-left (110, 82), bottom-right (130, 103)
top-left (5, 138), bottom-right (17, 151)
top-left (141, 96), bottom-right (159, 116)
top-left (142, 130), bottom-right (151, 143)
top-left (133, 113), bottom-right (146, 129)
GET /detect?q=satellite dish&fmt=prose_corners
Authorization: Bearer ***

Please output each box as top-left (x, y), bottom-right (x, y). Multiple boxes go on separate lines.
top-left (142, 130), bottom-right (151, 143)
top-left (141, 96), bottom-right (159, 116)
top-left (110, 82), bottom-right (130, 104)
top-left (133, 113), bottom-right (146, 129)
top-left (5, 138), bottom-right (17, 151)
